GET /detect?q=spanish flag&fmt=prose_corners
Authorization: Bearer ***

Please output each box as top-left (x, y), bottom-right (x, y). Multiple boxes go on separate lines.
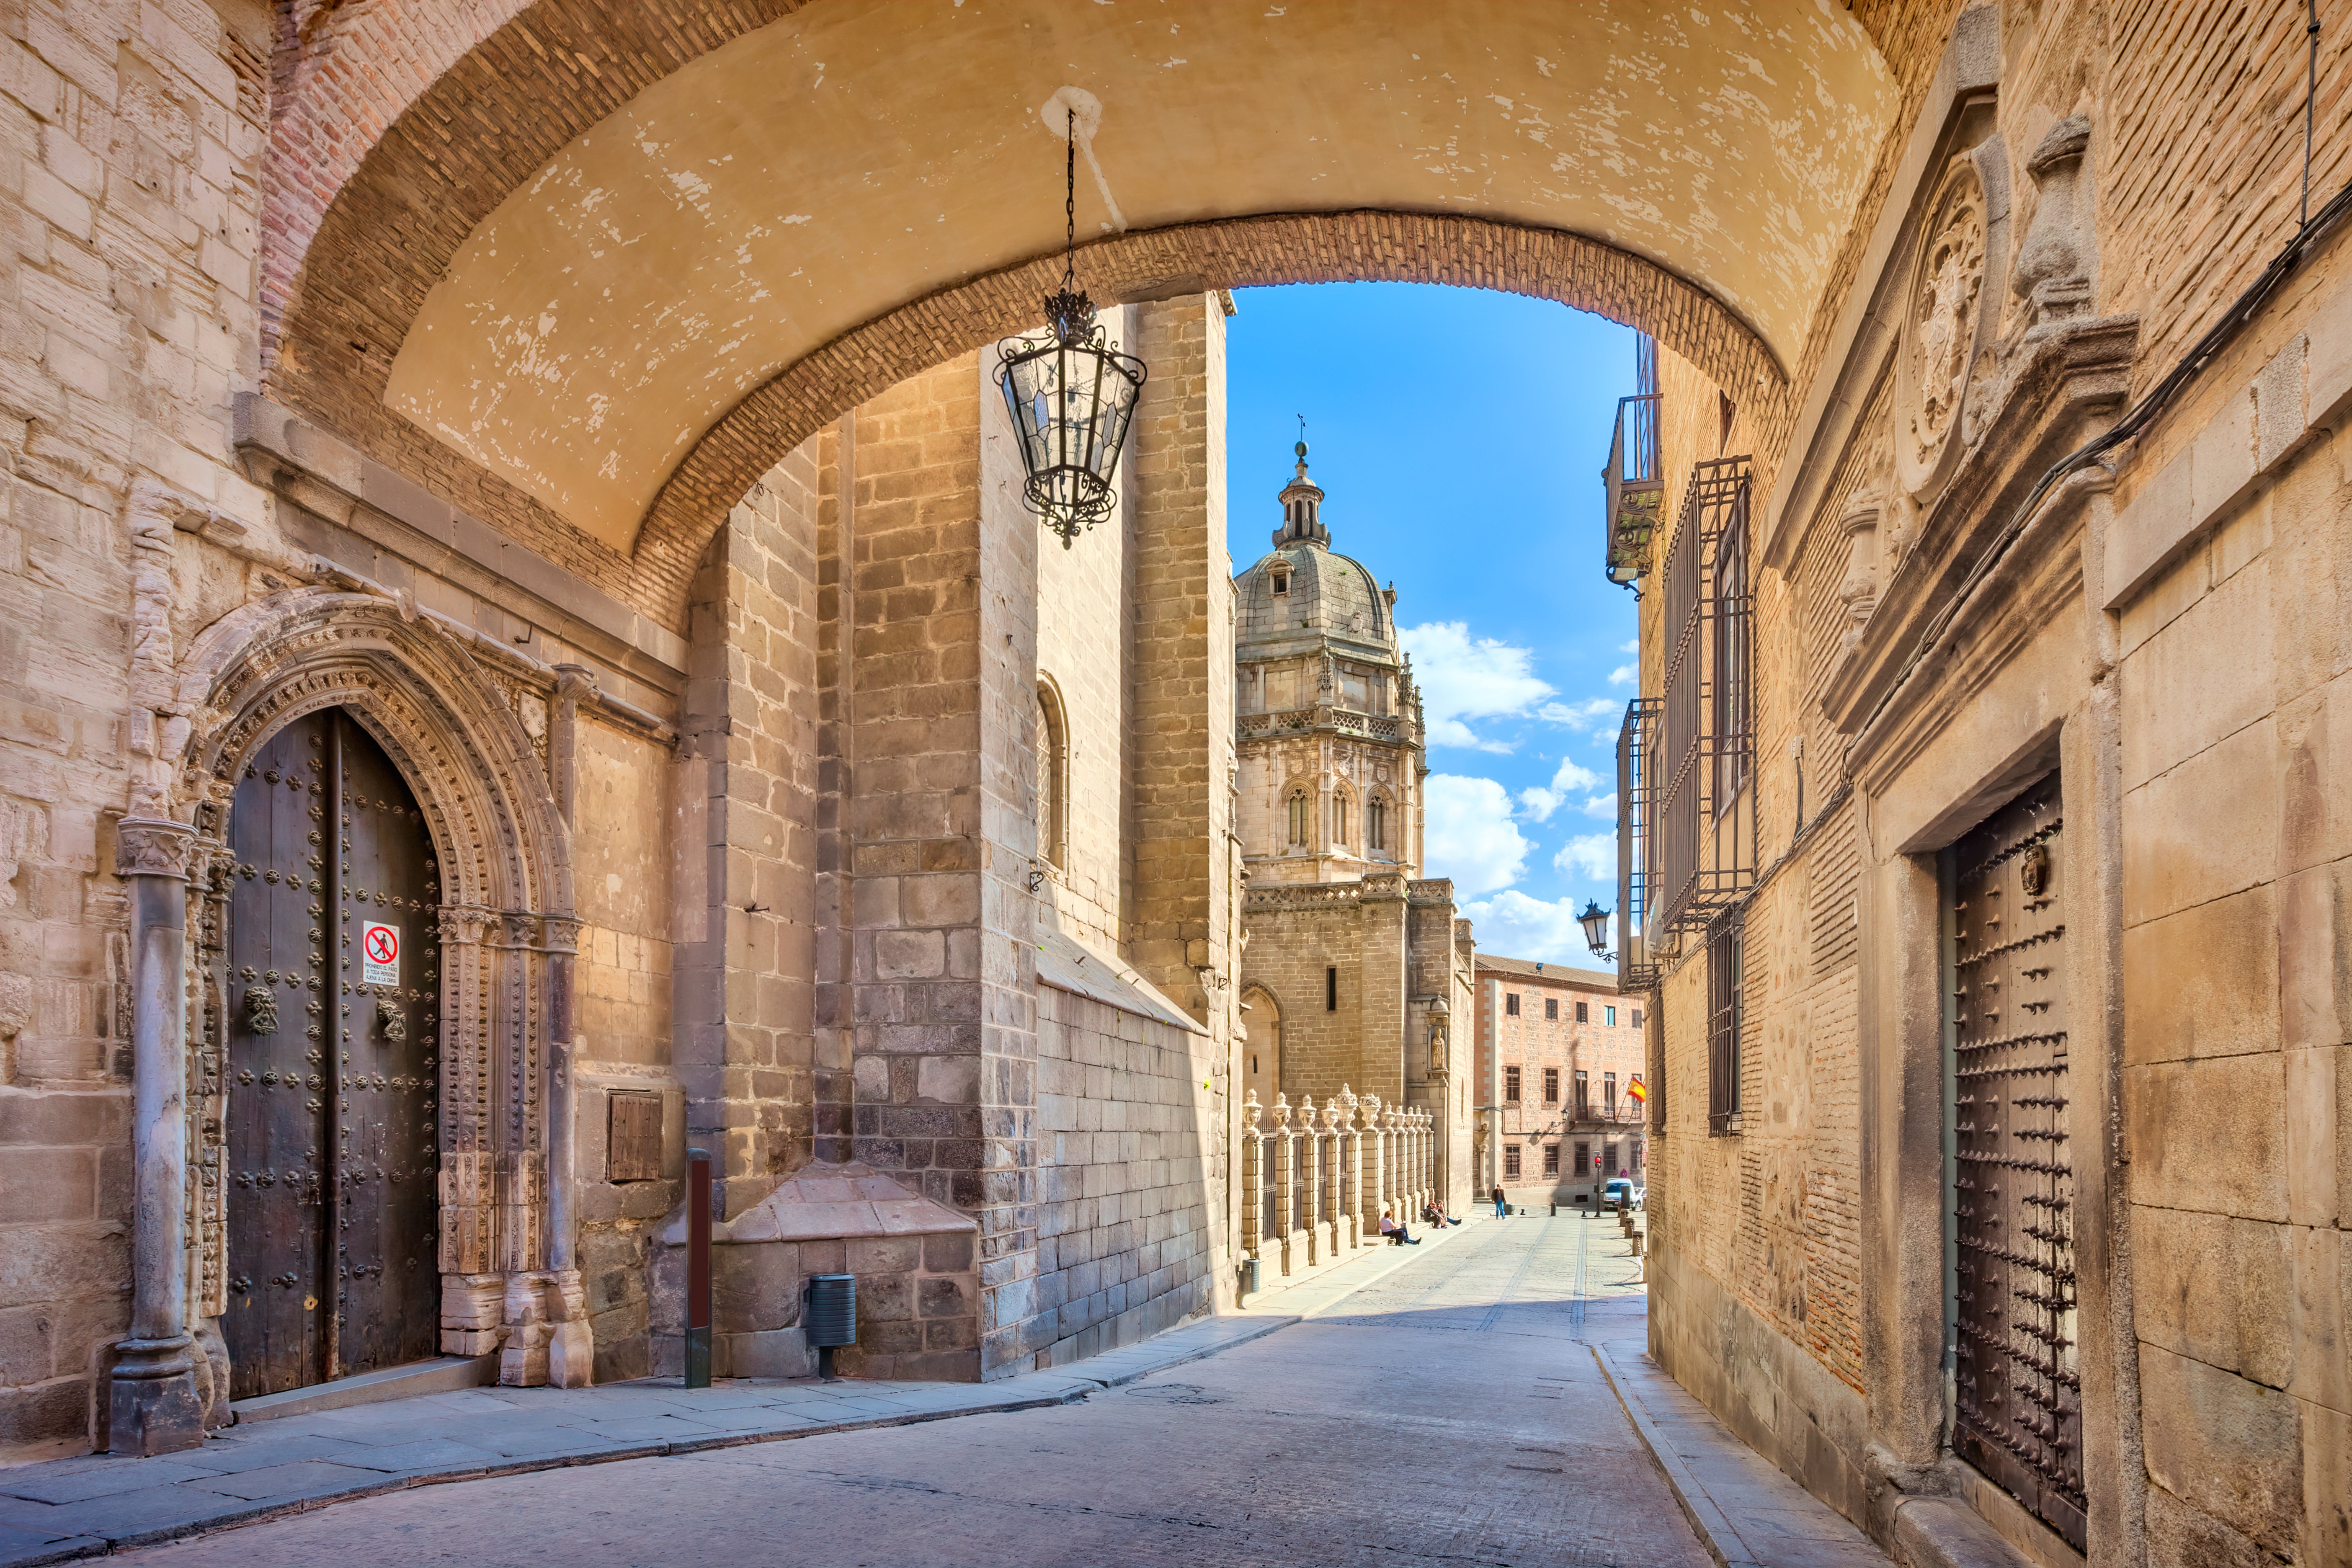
top-left (1628, 1074), bottom-right (1648, 1104)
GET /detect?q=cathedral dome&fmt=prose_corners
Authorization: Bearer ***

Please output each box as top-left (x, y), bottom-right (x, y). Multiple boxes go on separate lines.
top-left (1233, 442), bottom-right (1399, 663)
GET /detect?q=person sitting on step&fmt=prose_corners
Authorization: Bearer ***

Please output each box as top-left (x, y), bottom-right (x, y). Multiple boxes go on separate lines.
top-left (1380, 1207), bottom-right (1421, 1245)
top-left (1423, 1198), bottom-right (1462, 1228)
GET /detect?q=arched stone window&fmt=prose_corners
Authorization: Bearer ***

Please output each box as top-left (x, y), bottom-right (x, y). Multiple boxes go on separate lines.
top-left (1367, 794), bottom-right (1389, 854)
top-left (1036, 677), bottom-right (1069, 869)
top-left (1286, 787), bottom-right (1310, 849)
top-left (1332, 789), bottom-right (1350, 852)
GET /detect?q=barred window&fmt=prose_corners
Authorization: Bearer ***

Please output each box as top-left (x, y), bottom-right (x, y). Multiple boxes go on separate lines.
top-left (1542, 1068), bottom-right (1559, 1104)
top-left (1505, 992), bottom-right (1520, 1017)
top-left (1575, 1139), bottom-right (1590, 1174)
top-left (1576, 1001), bottom-right (1589, 1023)
top-left (1504, 1065), bottom-right (1522, 1103)
top-left (1504, 1145), bottom-right (1522, 1178)
top-left (1544, 997), bottom-right (1559, 1021)
top-left (1709, 921), bottom-right (1744, 1135)
top-left (1542, 1144), bottom-right (1560, 1176)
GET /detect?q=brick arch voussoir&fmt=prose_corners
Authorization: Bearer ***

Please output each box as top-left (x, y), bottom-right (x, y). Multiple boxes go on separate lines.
top-left (637, 209), bottom-right (1789, 624)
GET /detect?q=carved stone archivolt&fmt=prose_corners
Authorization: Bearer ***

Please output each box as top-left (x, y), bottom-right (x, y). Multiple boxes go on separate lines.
top-left (152, 587), bottom-right (589, 1386)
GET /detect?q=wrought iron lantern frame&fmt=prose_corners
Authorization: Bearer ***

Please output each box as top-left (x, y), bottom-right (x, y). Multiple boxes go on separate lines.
top-left (995, 109), bottom-right (1148, 548)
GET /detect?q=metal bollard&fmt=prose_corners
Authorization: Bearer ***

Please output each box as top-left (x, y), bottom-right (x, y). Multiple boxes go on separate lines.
top-left (804, 1274), bottom-right (856, 1381)
top-left (685, 1147), bottom-right (712, 1389)
top-left (1240, 1256), bottom-right (1260, 1301)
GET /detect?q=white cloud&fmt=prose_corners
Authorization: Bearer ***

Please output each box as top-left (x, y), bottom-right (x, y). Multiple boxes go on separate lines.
top-left (1620, 639), bottom-right (1639, 655)
top-left (1421, 774), bottom-right (1531, 894)
top-left (1607, 663), bottom-right (1636, 686)
top-left (1516, 757), bottom-right (1604, 823)
top-left (1552, 831), bottom-right (1617, 879)
top-left (1537, 696), bottom-right (1622, 738)
top-left (1579, 791), bottom-right (1620, 820)
top-left (1400, 622), bottom-right (1553, 752)
top-left (1460, 889), bottom-right (1608, 966)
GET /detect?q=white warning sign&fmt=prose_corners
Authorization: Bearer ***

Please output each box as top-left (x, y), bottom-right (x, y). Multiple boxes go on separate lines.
top-left (361, 922), bottom-right (400, 988)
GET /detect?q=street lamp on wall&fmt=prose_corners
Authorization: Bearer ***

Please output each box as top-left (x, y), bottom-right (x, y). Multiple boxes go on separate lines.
top-left (1578, 899), bottom-right (1616, 962)
top-left (996, 108), bottom-right (1147, 549)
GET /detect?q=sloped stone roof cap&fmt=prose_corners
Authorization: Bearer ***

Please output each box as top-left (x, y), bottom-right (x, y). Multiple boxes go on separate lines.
top-left (660, 1160), bottom-right (977, 1246)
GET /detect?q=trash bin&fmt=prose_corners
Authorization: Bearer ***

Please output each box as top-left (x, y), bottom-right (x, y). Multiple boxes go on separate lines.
top-left (805, 1273), bottom-right (856, 1380)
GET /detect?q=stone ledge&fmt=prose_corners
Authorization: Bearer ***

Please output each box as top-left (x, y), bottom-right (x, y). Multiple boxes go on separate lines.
top-left (1890, 1497), bottom-right (2037, 1568)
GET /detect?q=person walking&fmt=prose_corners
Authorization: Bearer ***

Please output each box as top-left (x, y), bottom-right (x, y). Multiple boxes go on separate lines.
top-left (1491, 1183), bottom-right (1507, 1219)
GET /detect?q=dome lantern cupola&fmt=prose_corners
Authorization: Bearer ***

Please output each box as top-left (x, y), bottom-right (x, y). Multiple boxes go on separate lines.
top-left (1274, 439), bottom-right (1329, 548)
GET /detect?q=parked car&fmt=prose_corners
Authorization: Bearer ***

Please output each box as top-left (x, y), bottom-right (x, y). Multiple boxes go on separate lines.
top-left (1603, 1178), bottom-right (1645, 1211)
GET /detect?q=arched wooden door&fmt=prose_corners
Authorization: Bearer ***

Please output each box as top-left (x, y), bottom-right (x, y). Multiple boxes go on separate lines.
top-left (224, 708), bottom-right (442, 1398)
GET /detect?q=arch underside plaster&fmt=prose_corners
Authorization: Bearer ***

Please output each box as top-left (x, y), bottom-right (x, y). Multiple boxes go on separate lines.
top-left (271, 0), bottom-right (1898, 627)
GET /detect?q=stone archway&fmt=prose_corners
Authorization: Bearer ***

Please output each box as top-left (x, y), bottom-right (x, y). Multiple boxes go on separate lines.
top-left (259, 0), bottom-right (1904, 633)
top-left (167, 590), bottom-right (590, 1400)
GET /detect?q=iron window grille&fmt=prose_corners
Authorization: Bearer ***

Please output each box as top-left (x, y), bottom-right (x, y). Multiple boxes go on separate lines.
top-left (1543, 1144), bottom-right (1560, 1176)
top-left (1708, 921), bottom-right (1744, 1135)
top-left (1543, 1068), bottom-right (1560, 1104)
top-left (1505, 992), bottom-right (1519, 1017)
top-left (1545, 997), bottom-right (1559, 1021)
top-left (1634, 456), bottom-right (1757, 947)
top-left (1617, 694), bottom-right (1661, 990)
top-left (1504, 1145), bottom-right (1522, 1179)
top-left (1504, 1066), bottom-right (1522, 1104)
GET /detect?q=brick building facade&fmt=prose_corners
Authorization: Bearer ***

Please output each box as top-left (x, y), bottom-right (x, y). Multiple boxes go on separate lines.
top-left (1472, 957), bottom-right (1644, 1206)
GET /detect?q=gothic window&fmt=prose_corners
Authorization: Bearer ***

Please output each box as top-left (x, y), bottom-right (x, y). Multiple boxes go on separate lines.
top-left (1036, 680), bottom-right (1069, 869)
top-left (1332, 791), bottom-right (1349, 850)
top-left (1367, 795), bottom-right (1387, 852)
top-left (1286, 788), bottom-right (1309, 849)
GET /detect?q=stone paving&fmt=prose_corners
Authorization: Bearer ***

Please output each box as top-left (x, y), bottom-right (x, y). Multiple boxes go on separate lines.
top-left (7, 1213), bottom-right (1894, 1567)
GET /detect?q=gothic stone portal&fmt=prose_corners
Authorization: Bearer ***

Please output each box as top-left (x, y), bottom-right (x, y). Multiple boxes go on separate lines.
top-left (225, 709), bottom-right (443, 1398)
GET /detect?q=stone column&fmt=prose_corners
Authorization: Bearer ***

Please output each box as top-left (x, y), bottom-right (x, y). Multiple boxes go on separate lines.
top-left (1299, 1096), bottom-right (1320, 1265)
top-left (540, 914), bottom-right (592, 1388)
top-left (1336, 1088), bottom-right (1360, 1247)
top-left (1362, 1094), bottom-right (1385, 1231)
top-left (1240, 1091), bottom-right (1263, 1260)
top-left (109, 815), bottom-right (204, 1455)
top-left (1271, 1095), bottom-right (1295, 1274)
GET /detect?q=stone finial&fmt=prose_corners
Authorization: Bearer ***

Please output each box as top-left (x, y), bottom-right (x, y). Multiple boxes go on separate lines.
top-left (2013, 114), bottom-right (2095, 324)
top-left (1243, 1088), bottom-right (1263, 1132)
top-left (1297, 1094), bottom-right (1315, 1128)
top-left (1273, 1092), bottom-right (1292, 1132)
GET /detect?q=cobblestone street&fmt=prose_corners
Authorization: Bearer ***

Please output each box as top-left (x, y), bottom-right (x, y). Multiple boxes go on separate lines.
top-left (110, 1215), bottom-right (1710, 1568)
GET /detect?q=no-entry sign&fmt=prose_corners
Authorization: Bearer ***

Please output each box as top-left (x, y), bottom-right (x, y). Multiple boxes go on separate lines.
top-left (362, 922), bottom-right (400, 987)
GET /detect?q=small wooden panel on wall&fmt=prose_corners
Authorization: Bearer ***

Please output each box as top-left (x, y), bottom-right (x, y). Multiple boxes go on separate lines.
top-left (607, 1093), bottom-right (663, 1183)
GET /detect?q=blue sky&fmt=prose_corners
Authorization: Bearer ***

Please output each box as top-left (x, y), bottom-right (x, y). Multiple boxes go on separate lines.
top-left (1224, 282), bottom-right (1638, 964)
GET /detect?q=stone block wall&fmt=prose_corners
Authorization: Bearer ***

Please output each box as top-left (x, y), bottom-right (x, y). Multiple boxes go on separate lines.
top-left (1032, 983), bottom-right (1217, 1366)
top-left (649, 1229), bottom-right (981, 1383)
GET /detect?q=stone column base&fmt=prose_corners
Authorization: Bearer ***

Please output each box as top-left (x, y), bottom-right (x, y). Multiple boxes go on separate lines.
top-left (106, 1336), bottom-right (205, 1456)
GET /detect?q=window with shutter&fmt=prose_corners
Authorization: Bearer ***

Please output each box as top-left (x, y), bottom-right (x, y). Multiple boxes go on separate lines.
top-left (608, 1093), bottom-right (663, 1183)
top-left (1709, 922), bottom-right (1744, 1134)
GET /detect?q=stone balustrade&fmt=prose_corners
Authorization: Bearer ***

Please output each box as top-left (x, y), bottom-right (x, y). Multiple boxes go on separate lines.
top-left (1238, 1088), bottom-right (1436, 1289)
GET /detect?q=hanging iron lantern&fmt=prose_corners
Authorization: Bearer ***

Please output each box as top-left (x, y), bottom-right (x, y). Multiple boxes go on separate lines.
top-left (997, 110), bottom-right (1147, 549)
top-left (1578, 899), bottom-right (1616, 959)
